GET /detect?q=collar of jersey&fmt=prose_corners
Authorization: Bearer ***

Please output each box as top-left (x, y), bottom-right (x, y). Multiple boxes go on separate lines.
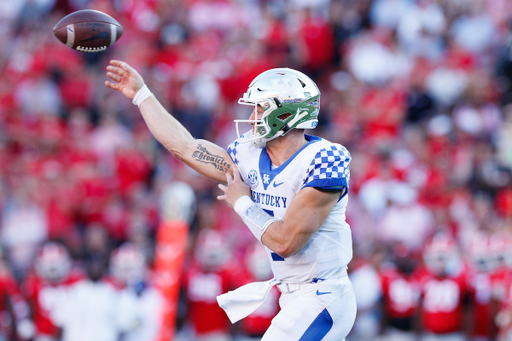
top-left (258, 134), bottom-right (321, 190)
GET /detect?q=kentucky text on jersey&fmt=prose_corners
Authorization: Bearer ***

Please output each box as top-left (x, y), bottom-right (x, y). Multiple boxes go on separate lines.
top-left (251, 191), bottom-right (288, 208)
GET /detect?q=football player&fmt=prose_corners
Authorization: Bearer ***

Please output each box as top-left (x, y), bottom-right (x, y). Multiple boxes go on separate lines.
top-left (106, 61), bottom-right (356, 340)
top-left (21, 241), bottom-right (83, 341)
top-left (109, 243), bottom-right (164, 341)
top-left (181, 229), bottom-right (239, 341)
top-left (380, 242), bottom-right (421, 341)
top-left (465, 231), bottom-right (498, 341)
top-left (417, 233), bottom-right (470, 341)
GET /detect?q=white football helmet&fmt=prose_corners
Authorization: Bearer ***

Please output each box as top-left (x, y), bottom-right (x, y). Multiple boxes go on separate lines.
top-left (110, 243), bottom-right (146, 285)
top-left (236, 68), bottom-right (320, 147)
top-left (194, 229), bottom-right (231, 270)
top-left (423, 233), bottom-right (461, 276)
top-left (35, 242), bottom-right (72, 282)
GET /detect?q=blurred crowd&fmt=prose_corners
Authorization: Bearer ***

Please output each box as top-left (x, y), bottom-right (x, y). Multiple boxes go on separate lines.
top-left (0, 0), bottom-right (512, 340)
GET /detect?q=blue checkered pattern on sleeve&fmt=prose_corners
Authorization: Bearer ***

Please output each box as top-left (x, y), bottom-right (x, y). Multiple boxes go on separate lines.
top-left (227, 140), bottom-right (240, 165)
top-left (302, 145), bottom-right (351, 190)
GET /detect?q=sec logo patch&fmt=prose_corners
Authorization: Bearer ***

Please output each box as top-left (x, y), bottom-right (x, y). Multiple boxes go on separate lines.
top-left (248, 170), bottom-right (259, 189)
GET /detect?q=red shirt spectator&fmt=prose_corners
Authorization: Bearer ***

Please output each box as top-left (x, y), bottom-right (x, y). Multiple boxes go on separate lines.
top-left (182, 262), bottom-right (238, 337)
top-left (381, 266), bottom-right (420, 321)
top-left (417, 266), bottom-right (469, 335)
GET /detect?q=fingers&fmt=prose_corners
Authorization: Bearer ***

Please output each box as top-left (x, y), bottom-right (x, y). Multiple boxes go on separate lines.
top-left (110, 60), bottom-right (137, 75)
top-left (109, 60), bottom-right (126, 69)
top-left (106, 71), bottom-right (122, 82)
top-left (105, 80), bottom-right (120, 90)
top-left (106, 65), bottom-right (125, 77)
top-left (217, 184), bottom-right (226, 201)
top-left (225, 171), bottom-right (233, 184)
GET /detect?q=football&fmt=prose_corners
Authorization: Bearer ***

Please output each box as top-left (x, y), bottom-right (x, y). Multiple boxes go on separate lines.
top-left (53, 9), bottom-right (123, 53)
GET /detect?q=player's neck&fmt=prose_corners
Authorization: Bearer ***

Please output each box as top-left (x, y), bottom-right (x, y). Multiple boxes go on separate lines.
top-left (265, 130), bottom-right (307, 167)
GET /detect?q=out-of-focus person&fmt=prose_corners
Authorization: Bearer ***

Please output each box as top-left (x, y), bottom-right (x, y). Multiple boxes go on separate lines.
top-left (0, 179), bottom-right (48, 281)
top-left (347, 245), bottom-right (384, 341)
top-left (377, 183), bottom-right (436, 252)
top-left (50, 254), bottom-right (136, 341)
top-left (180, 229), bottom-right (240, 341)
top-left (108, 242), bottom-right (164, 341)
top-left (379, 242), bottom-right (421, 341)
top-left (417, 232), bottom-right (470, 341)
top-left (465, 230), bottom-right (498, 341)
top-left (21, 241), bottom-right (84, 341)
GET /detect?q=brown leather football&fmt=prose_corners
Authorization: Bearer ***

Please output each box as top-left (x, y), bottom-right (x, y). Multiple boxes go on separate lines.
top-left (53, 9), bottom-right (123, 53)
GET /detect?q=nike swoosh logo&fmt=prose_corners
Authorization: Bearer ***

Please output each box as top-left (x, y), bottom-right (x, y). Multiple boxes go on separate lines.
top-left (316, 290), bottom-right (331, 296)
top-left (273, 182), bottom-right (284, 187)
top-left (80, 32), bottom-right (108, 43)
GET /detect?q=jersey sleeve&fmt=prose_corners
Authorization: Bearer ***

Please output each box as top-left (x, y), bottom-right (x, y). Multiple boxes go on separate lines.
top-left (301, 144), bottom-right (351, 195)
top-left (226, 139), bottom-right (240, 166)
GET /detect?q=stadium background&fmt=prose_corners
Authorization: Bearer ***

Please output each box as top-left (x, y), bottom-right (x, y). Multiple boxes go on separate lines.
top-left (0, 0), bottom-right (512, 340)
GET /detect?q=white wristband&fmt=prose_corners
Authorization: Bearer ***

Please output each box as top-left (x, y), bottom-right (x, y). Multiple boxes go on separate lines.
top-left (234, 195), bottom-right (279, 243)
top-left (132, 84), bottom-right (153, 106)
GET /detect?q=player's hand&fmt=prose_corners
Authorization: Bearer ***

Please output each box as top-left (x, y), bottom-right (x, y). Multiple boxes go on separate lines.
top-left (105, 60), bottom-right (144, 100)
top-left (217, 165), bottom-right (251, 208)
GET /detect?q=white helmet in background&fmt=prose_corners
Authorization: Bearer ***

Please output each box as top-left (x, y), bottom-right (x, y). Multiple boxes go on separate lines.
top-left (110, 243), bottom-right (146, 285)
top-left (194, 229), bottom-right (231, 271)
top-left (35, 242), bottom-right (72, 282)
top-left (423, 232), bottom-right (461, 276)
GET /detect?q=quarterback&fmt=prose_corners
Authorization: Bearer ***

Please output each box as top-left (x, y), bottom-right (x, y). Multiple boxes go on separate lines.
top-left (105, 60), bottom-right (357, 340)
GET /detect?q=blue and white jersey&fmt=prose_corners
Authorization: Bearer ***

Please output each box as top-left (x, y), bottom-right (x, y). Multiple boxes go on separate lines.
top-left (226, 131), bottom-right (353, 283)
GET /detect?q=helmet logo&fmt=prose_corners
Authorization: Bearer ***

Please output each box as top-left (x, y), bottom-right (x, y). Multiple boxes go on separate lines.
top-left (248, 170), bottom-right (259, 189)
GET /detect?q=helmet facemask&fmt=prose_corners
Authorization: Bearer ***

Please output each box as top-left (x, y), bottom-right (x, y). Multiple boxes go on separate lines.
top-left (236, 68), bottom-right (320, 147)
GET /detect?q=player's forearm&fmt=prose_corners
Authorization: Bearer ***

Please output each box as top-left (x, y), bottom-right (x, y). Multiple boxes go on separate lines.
top-left (261, 188), bottom-right (340, 258)
top-left (138, 96), bottom-right (233, 182)
top-left (231, 194), bottom-right (303, 256)
top-left (138, 96), bottom-right (194, 161)
top-left (261, 221), bottom-right (312, 258)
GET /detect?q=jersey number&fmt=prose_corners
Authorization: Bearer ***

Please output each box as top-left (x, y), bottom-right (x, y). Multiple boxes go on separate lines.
top-left (423, 279), bottom-right (460, 313)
